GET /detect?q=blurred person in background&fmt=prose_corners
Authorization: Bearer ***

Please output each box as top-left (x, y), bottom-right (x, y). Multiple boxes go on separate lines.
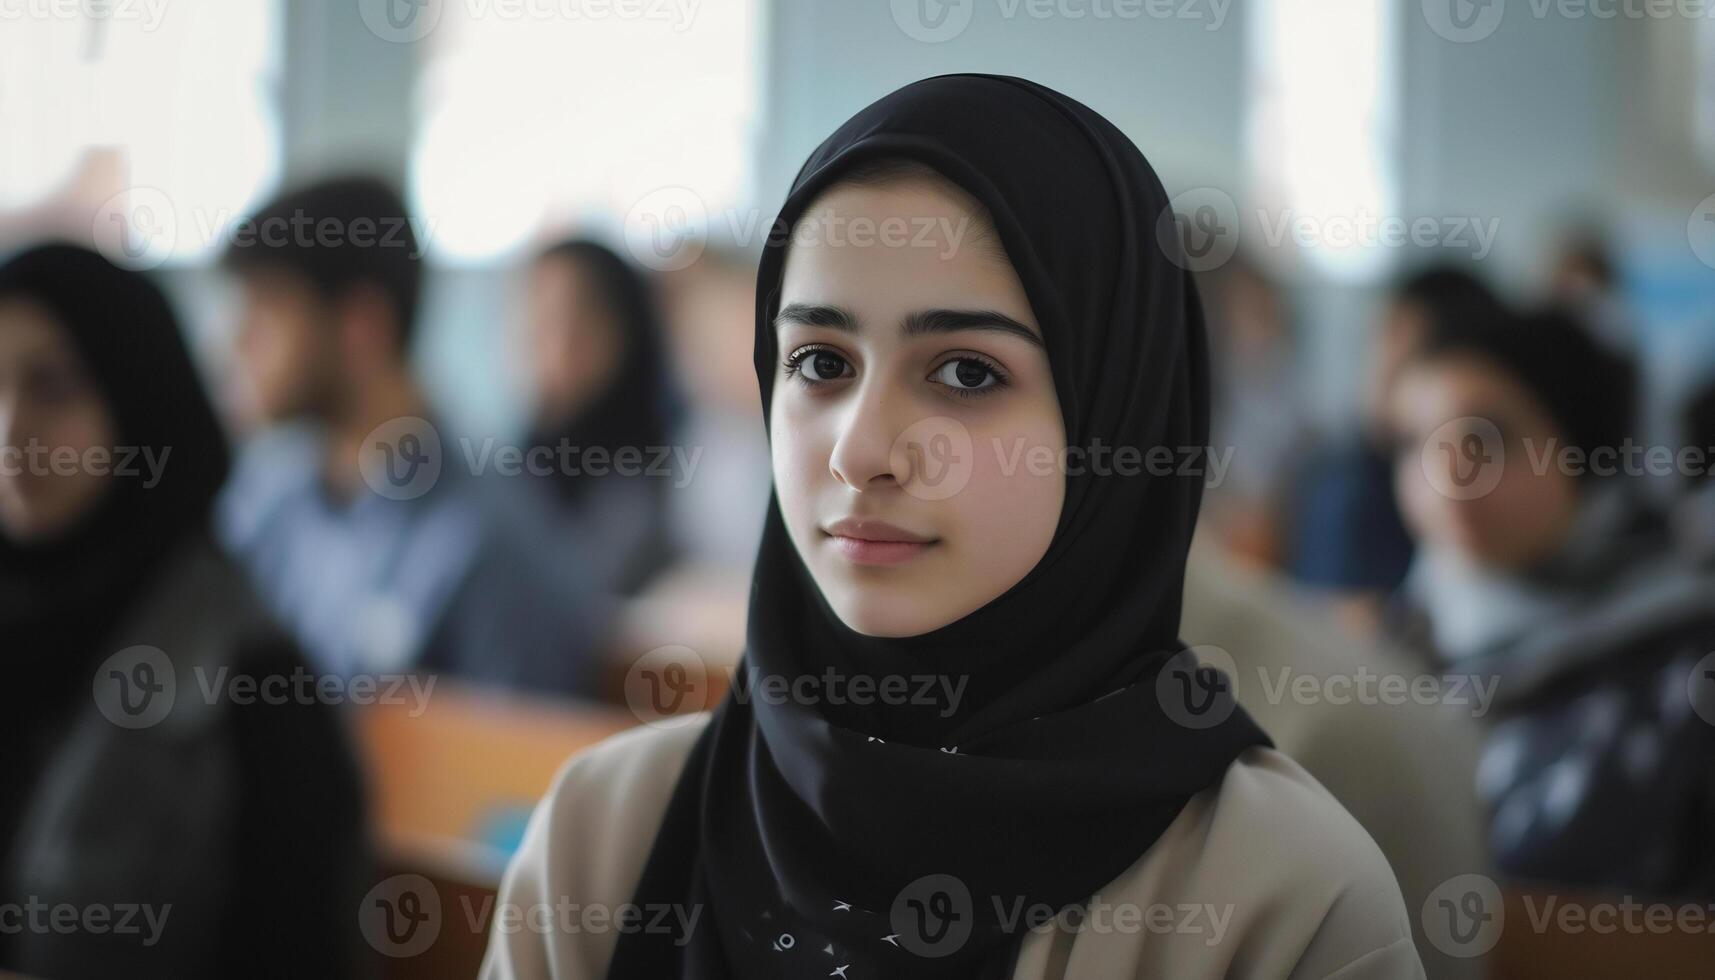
top-left (217, 176), bottom-right (616, 697)
top-left (604, 242), bottom-right (774, 676)
top-left (1199, 252), bottom-right (1311, 569)
top-left (1286, 265), bottom-right (1507, 638)
top-left (1673, 379), bottom-right (1715, 567)
top-left (519, 238), bottom-right (680, 596)
top-left (1182, 539), bottom-right (1488, 980)
top-left (1546, 221), bottom-right (1634, 354)
top-left (0, 244), bottom-right (369, 979)
top-left (1384, 306), bottom-right (1715, 898)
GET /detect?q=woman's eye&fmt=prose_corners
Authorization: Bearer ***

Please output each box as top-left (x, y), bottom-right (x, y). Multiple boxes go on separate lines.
top-left (932, 357), bottom-right (1006, 396)
top-left (784, 347), bottom-right (851, 385)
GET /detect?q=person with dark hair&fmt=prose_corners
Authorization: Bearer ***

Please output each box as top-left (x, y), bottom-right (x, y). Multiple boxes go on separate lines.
top-left (1385, 306), bottom-right (1715, 898)
top-left (216, 176), bottom-right (617, 696)
top-left (1287, 263), bottom-right (1509, 634)
top-left (0, 243), bottom-right (370, 979)
top-left (519, 239), bottom-right (679, 595)
top-left (482, 74), bottom-right (1422, 980)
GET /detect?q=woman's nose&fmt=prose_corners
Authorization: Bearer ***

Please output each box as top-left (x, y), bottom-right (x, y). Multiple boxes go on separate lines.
top-left (826, 375), bottom-right (910, 492)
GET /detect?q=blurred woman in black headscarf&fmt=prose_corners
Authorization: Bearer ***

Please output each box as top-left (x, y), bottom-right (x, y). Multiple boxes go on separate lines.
top-left (482, 74), bottom-right (1422, 980)
top-left (1386, 305), bottom-right (1715, 897)
top-left (520, 239), bottom-right (679, 595)
top-left (0, 243), bottom-right (370, 979)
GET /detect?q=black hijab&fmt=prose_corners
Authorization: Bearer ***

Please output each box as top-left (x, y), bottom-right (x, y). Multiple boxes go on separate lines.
top-left (608, 74), bottom-right (1270, 979)
top-left (0, 243), bottom-right (231, 694)
top-left (525, 239), bottom-right (676, 505)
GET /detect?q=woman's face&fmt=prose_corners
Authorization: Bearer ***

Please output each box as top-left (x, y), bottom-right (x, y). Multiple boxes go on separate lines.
top-left (771, 177), bottom-right (1065, 638)
top-left (1388, 352), bottom-right (1580, 571)
top-left (0, 300), bottom-right (118, 542)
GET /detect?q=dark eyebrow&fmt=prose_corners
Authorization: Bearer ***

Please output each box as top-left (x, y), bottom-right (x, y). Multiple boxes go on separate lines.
top-left (774, 303), bottom-right (1044, 348)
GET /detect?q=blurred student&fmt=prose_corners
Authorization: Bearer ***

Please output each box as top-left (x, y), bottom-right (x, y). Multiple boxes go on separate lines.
top-left (0, 244), bottom-right (368, 979)
top-left (603, 243), bottom-right (774, 674)
top-left (217, 176), bottom-right (615, 696)
top-left (520, 239), bottom-right (678, 595)
top-left (1385, 307), bottom-right (1715, 898)
top-left (1200, 253), bottom-right (1311, 568)
top-left (1287, 265), bottom-right (1506, 637)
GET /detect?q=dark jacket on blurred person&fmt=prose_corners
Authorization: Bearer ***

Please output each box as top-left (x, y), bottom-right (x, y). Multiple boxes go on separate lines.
top-left (0, 244), bottom-right (372, 980)
top-left (1387, 309), bottom-right (1715, 899)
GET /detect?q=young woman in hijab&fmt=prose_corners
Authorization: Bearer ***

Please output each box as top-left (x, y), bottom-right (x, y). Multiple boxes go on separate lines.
top-left (1385, 306), bottom-right (1715, 898)
top-left (521, 239), bottom-right (680, 595)
top-left (481, 75), bottom-right (1422, 979)
top-left (0, 244), bottom-right (370, 978)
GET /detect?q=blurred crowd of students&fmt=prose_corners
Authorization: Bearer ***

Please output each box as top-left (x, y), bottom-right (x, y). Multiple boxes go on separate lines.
top-left (0, 176), bottom-right (770, 978)
top-left (1197, 236), bottom-right (1715, 913)
top-left (3, 172), bottom-right (1713, 979)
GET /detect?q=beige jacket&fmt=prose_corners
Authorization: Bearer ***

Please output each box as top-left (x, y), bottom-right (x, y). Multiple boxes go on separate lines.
top-left (480, 716), bottom-right (1426, 979)
top-left (1182, 546), bottom-right (1490, 980)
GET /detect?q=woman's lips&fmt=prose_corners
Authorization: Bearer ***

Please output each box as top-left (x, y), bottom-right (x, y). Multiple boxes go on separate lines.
top-left (824, 534), bottom-right (938, 566)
